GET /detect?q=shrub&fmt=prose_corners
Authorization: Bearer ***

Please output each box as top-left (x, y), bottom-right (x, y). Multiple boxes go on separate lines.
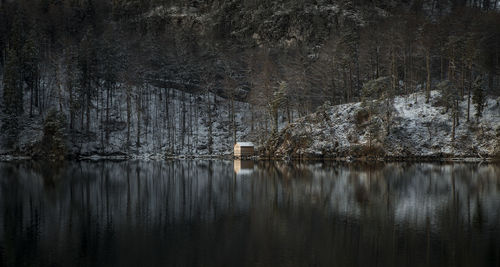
top-left (348, 132), bottom-right (359, 143)
top-left (355, 108), bottom-right (370, 126)
top-left (361, 76), bottom-right (391, 100)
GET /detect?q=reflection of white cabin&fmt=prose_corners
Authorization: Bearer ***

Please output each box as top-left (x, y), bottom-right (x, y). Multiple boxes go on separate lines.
top-left (234, 142), bottom-right (254, 158)
top-left (234, 160), bottom-right (254, 175)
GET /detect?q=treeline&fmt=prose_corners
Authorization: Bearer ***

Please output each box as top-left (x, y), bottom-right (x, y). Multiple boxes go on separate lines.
top-left (0, 0), bottom-right (224, 152)
top-left (0, 0), bottom-right (499, 154)
top-left (229, 0), bottom-right (500, 135)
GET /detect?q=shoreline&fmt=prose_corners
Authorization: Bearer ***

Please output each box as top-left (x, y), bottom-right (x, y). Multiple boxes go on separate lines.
top-left (1, 153), bottom-right (498, 163)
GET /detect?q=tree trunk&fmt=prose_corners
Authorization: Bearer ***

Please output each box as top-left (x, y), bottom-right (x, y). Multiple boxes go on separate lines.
top-left (349, 66), bottom-right (353, 102)
top-left (404, 47), bottom-right (407, 94)
top-left (231, 96), bottom-right (236, 144)
top-left (69, 82), bottom-right (74, 130)
top-left (391, 47), bottom-right (396, 93)
top-left (81, 98), bottom-right (84, 131)
top-left (488, 70), bottom-right (494, 92)
top-left (448, 58), bottom-right (453, 83)
top-left (30, 85), bottom-right (33, 117)
top-left (136, 89), bottom-right (141, 148)
top-left (189, 94), bottom-right (193, 153)
top-left (106, 82), bottom-right (110, 142)
top-left (181, 90), bottom-right (186, 149)
top-left (207, 90), bottom-right (213, 155)
top-left (274, 109), bottom-right (279, 135)
top-left (35, 67), bottom-right (40, 114)
top-left (440, 54), bottom-right (444, 80)
top-left (426, 50), bottom-right (431, 103)
top-left (452, 110), bottom-right (456, 142)
top-left (467, 67), bottom-right (472, 122)
top-left (86, 90), bottom-right (91, 133)
top-left (167, 88), bottom-right (171, 152)
top-left (461, 64), bottom-right (465, 98)
top-left (99, 86), bottom-right (104, 150)
top-left (250, 111), bottom-right (254, 132)
top-left (57, 66), bottom-right (63, 113)
top-left (343, 69), bottom-right (349, 102)
top-left (287, 105), bottom-right (291, 124)
top-left (126, 84), bottom-right (131, 148)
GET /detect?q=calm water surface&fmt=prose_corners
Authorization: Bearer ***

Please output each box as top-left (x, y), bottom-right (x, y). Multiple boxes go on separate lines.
top-left (0, 161), bottom-right (499, 267)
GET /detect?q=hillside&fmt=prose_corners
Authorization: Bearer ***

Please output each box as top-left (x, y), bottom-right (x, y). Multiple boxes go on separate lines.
top-left (268, 91), bottom-right (500, 159)
top-left (0, 86), bottom-right (255, 159)
top-left (1, 0), bottom-right (500, 160)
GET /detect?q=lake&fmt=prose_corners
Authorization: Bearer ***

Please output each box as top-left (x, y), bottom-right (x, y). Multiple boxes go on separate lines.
top-left (0, 160), bottom-right (499, 267)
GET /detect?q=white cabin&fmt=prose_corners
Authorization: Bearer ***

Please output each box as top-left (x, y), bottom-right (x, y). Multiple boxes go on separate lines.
top-left (234, 142), bottom-right (254, 158)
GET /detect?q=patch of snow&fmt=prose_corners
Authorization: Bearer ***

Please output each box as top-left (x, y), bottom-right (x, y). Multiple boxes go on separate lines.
top-left (236, 142), bottom-right (254, 147)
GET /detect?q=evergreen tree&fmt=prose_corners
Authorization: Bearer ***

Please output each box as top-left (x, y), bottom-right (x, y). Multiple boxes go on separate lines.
top-left (361, 76), bottom-right (391, 101)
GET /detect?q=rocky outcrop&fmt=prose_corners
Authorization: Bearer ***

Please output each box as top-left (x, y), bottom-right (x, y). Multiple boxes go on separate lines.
top-left (144, 1), bottom-right (370, 48)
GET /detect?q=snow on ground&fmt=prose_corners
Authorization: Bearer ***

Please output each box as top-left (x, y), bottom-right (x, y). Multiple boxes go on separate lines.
top-left (3, 83), bottom-right (500, 159)
top-left (3, 82), bottom-right (258, 158)
top-left (88, 87), bottom-right (255, 157)
top-left (273, 90), bottom-right (500, 158)
top-left (389, 91), bottom-right (500, 157)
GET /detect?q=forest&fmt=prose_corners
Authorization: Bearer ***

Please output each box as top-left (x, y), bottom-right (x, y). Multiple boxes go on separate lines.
top-left (0, 0), bottom-right (499, 158)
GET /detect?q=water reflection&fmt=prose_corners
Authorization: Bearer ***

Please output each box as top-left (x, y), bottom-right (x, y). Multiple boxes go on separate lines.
top-left (234, 160), bottom-right (254, 175)
top-left (0, 161), bottom-right (499, 267)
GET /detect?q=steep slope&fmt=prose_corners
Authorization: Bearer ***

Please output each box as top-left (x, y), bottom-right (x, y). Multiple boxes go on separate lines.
top-left (0, 85), bottom-right (254, 159)
top-left (143, 1), bottom-right (366, 47)
top-left (269, 91), bottom-right (500, 159)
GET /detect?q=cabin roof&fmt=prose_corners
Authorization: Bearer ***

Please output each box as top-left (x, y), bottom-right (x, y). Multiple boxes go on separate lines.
top-left (235, 142), bottom-right (254, 147)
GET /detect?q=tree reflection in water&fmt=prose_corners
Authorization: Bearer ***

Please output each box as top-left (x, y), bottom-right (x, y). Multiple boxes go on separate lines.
top-left (0, 161), bottom-right (499, 267)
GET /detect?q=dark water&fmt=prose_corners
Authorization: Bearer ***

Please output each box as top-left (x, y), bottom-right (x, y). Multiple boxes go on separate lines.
top-left (0, 161), bottom-right (499, 267)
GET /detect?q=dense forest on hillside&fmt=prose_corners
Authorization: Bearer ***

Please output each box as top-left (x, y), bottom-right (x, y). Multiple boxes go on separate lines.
top-left (0, 0), bottom-right (499, 158)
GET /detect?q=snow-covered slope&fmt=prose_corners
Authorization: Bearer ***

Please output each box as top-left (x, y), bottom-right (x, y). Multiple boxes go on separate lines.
top-left (270, 91), bottom-right (500, 159)
top-left (2, 85), bottom-right (256, 159)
